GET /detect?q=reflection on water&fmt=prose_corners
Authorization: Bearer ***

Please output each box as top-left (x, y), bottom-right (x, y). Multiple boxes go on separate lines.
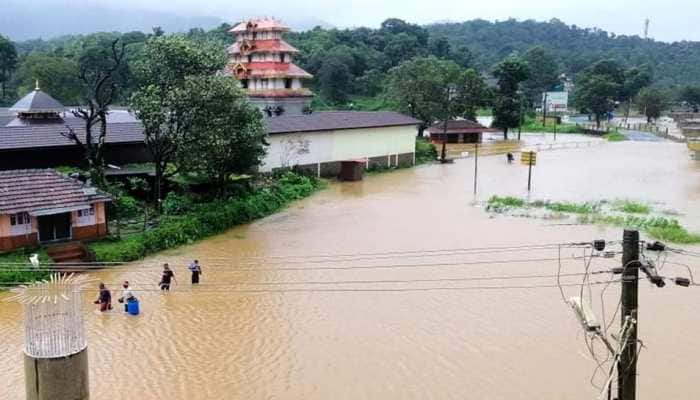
top-left (1, 140), bottom-right (700, 400)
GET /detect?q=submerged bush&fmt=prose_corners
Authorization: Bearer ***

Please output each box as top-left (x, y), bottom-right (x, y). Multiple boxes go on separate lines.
top-left (613, 200), bottom-right (651, 214)
top-left (91, 172), bottom-right (322, 262)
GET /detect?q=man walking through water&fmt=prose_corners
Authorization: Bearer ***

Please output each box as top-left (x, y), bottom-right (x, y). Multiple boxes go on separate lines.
top-left (188, 260), bottom-right (202, 285)
top-left (159, 263), bottom-right (176, 291)
top-left (94, 282), bottom-right (112, 312)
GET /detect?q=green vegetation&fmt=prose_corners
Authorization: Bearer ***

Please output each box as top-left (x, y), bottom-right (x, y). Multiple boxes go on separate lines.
top-left (415, 137), bottom-right (438, 165)
top-left (90, 172), bottom-right (322, 262)
top-left (519, 118), bottom-right (584, 134)
top-left (0, 249), bottom-right (51, 287)
top-left (613, 200), bottom-right (651, 214)
top-left (486, 196), bottom-right (700, 244)
top-left (604, 132), bottom-right (628, 142)
top-left (488, 196), bottom-right (598, 214)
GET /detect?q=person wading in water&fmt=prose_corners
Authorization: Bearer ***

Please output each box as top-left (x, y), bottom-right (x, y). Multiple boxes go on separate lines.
top-left (188, 260), bottom-right (202, 285)
top-left (118, 280), bottom-right (137, 312)
top-left (159, 263), bottom-right (177, 291)
top-left (94, 282), bottom-right (112, 312)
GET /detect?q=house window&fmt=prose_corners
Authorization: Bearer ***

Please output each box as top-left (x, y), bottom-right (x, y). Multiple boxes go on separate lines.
top-left (76, 205), bottom-right (96, 227)
top-left (241, 79), bottom-right (249, 89)
top-left (10, 212), bottom-right (32, 235)
top-left (285, 78), bottom-right (292, 89)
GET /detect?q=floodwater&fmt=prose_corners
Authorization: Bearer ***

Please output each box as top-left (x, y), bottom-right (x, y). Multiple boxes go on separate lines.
top-left (2, 136), bottom-right (700, 400)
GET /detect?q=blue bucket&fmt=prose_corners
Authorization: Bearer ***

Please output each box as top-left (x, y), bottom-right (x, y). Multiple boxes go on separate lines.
top-left (127, 299), bottom-right (140, 316)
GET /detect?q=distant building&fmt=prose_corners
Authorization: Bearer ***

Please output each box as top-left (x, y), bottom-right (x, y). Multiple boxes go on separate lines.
top-left (0, 86), bottom-right (148, 170)
top-left (261, 111), bottom-right (420, 176)
top-left (0, 169), bottom-right (110, 252)
top-left (225, 17), bottom-right (313, 115)
top-left (427, 120), bottom-right (496, 144)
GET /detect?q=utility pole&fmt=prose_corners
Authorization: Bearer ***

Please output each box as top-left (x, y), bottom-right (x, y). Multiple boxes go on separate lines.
top-left (542, 92), bottom-right (548, 127)
top-left (619, 229), bottom-right (640, 400)
top-left (473, 142), bottom-right (478, 195)
top-left (440, 119), bottom-right (448, 163)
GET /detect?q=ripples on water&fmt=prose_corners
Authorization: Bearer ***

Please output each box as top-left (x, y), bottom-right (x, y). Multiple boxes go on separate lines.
top-left (2, 140), bottom-right (700, 399)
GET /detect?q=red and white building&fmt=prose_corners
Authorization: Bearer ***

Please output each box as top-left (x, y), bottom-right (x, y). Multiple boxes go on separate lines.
top-left (225, 18), bottom-right (313, 115)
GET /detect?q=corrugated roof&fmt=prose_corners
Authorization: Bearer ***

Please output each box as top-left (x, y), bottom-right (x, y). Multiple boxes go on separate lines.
top-left (10, 90), bottom-right (65, 114)
top-left (0, 169), bottom-right (111, 215)
top-left (428, 120), bottom-right (496, 134)
top-left (265, 112), bottom-right (421, 134)
top-left (0, 120), bottom-right (144, 151)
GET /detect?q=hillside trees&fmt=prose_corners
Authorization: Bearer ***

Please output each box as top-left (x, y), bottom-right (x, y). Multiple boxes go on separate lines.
top-left (0, 35), bottom-right (17, 102)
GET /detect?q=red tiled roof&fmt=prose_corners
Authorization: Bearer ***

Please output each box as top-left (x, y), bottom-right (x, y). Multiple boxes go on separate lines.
top-left (230, 18), bottom-right (290, 33)
top-left (0, 120), bottom-right (144, 151)
top-left (0, 169), bottom-right (111, 215)
top-left (228, 39), bottom-right (299, 54)
top-left (428, 120), bottom-right (496, 134)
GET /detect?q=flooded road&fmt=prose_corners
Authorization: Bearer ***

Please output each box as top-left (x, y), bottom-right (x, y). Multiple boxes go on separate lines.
top-left (2, 138), bottom-right (700, 399)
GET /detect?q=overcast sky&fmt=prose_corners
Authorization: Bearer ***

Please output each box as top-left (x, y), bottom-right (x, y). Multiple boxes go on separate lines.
top-left (88, 0), bottom-right (699, 42)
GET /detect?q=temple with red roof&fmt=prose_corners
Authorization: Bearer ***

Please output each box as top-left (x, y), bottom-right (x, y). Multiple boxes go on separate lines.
top-left (225, 17), bottom-right (313, 115)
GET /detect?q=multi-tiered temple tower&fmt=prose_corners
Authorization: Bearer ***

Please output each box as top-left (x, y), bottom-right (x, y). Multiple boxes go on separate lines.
top-left (226, 18), bottom-right (313, 115)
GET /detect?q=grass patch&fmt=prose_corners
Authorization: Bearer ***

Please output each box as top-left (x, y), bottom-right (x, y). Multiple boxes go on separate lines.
top-left (487, 195), bottom-right (527, 211)
top-left (518, 117), bottom-right (584, 134)
top-left (604, 132), bottom-right (627, 142)
top-left (543, 201), bottom-right (599, 214)
top-left (90, 172), bottom-right (324, 263)
top-left (486, 195), bottom-right (700, 244)
top-left (613, 200), bottom-right (651, 214)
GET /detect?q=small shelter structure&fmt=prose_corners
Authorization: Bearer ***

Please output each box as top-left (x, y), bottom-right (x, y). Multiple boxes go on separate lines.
top-left (0, 169), bottom-right (111, 252)
top-left (428, 120), bottom-right (496, 144)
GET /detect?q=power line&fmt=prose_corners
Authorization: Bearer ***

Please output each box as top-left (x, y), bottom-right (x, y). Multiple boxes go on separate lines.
top-left (1, 280), bottom-right (624, 294)
top-left (0, 270), bottom-right (616, 288)
top-left (0, 254), bottom-right (608, 272)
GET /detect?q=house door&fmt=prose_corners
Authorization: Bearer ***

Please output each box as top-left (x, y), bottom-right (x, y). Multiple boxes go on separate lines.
top-left (38, 213), bottom-right (72, 242)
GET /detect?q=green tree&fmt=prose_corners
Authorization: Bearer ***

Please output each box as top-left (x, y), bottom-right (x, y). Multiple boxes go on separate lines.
top-left (130, 35), bottom-right (225, 207)
top-left (317, 48), bottom-right (355, 104)
top-left (429, 36), bottom-right (451, 59)
top-left (492, 56), bottom-right (530, 139)
top-left (456, 69), bottom-right (492, 120)
top-left (385, 56), bottom-right (461, 136)
top-left (636, 87), bottom-right (668, 123)
top-left (12, 53), bottom-right (81, 104)
top-left (522, 46), bottom-right (560, 107)
top-left (0, 35), bottom-right (18, 101)
top-left (621, 66), bottom-right (653, 121)
top-left (572, 59), bottom-right (627, 127)
top-left (174, 76), bottom-right (267, 195)
top-left (680, 85), bottom-right (700, 112)
top-left (573, 75), bottom-right (620, 127)
top-left (61, 38), bottom-right (128, 187)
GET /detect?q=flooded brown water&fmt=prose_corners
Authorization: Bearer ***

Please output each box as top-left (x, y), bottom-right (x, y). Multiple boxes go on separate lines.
top-left (2, 137), bottom-right (700, 399)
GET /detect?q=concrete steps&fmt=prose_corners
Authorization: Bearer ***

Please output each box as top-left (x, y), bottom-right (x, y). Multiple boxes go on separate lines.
top-left (46, 242), bottom-right (89, 265)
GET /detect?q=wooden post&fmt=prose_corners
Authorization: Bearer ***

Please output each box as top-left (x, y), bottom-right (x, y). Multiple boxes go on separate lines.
top-left (527, 153), bottom-right (533, 192)
top-left (618, 230), bottom-right (640, 400)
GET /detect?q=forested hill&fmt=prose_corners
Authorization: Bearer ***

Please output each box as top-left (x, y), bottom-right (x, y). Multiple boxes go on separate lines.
top-left (426, 18), bottom-right (700, 86)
